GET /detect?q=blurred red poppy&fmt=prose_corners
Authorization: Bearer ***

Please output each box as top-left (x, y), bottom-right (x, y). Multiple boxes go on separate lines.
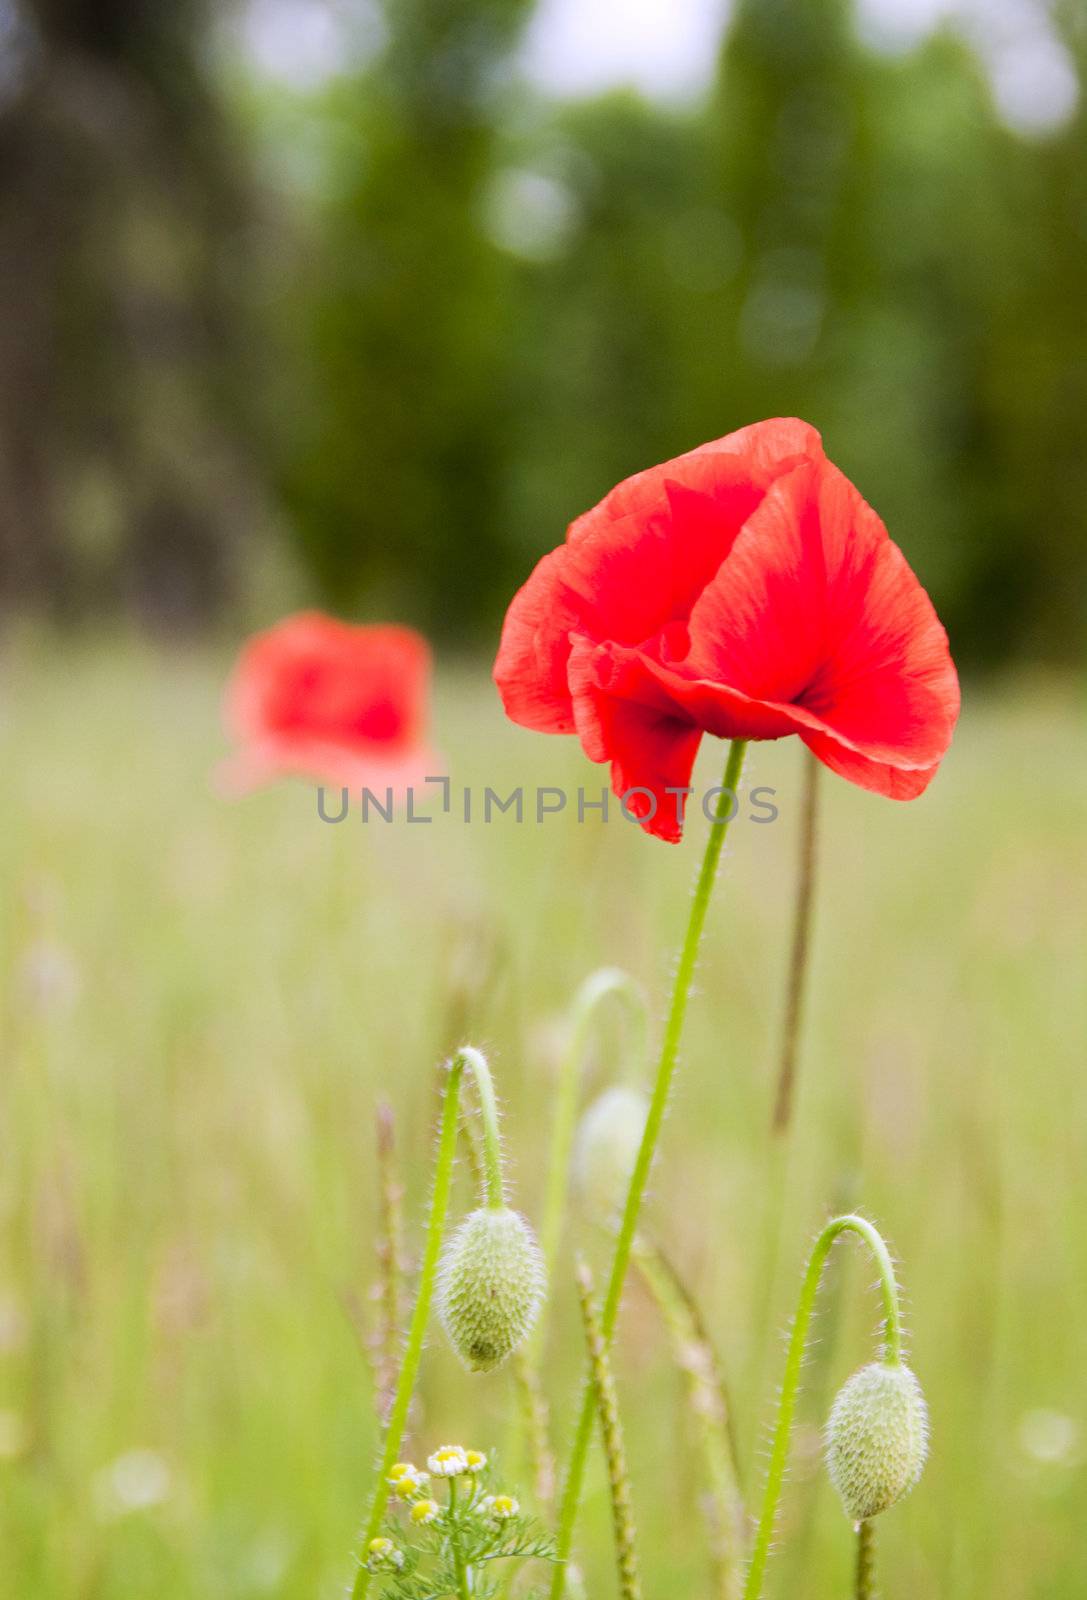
top-left (220, 612), bottom-right (439, 795)
top-left (494, 418), bottom-right (959, 841)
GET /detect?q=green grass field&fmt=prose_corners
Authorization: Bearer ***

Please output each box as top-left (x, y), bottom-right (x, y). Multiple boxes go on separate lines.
top-left (2, 638), bottom-right (1085, 1599)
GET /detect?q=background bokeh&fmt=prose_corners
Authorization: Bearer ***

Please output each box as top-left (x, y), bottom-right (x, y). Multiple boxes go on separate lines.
top-left (1, 3), bottom-right (1086, 1599)
top-left (0, 0), bottom-right (1085, 665)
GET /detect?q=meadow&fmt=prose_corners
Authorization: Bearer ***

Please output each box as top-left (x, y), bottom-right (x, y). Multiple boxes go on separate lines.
top-left (1, 636), bottom-right (1085, 1599)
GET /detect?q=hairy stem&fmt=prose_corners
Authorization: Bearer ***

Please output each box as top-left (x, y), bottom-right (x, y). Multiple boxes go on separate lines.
top-left (468, 1047), bottom-right (506, 1209)
top-left (771, 753), bottom-right (820, 1134)
top-left (541, 967), bottom-right (650, 1280)
top-left (633, 1235), bottom-right (745, 1599)
top-left (855, 1520), bottom-right (876, 1600)
top-left (351, 1047), bottom-right (497, 1599)
top-left (550, 741), bottom-right (749, 1599)
top-left (575, 1259), bottom-right (642, 1600)
top-left (743, 1214), bottom-right (903, 1600)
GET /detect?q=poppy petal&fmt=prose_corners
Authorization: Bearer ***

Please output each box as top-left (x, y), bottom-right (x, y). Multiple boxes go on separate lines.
top-left (569, 640), bottom-right (703, 843)
top-left (685, 459), bottom-right (959, 771)
top-left (494, 419), bottom-right (957, 838)
top-left (222, 613), bottom-right (439, 796)
top-left (566, 416), bottom-right (824, 549)
top-left (796, 731), bottom-right (941, 799)
top-left (494, 420), bottom-right (825, 735)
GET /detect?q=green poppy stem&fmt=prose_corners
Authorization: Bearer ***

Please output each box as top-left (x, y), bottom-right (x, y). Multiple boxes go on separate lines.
top-left (470, 1046), bottom-right (506, 1209)
top-left (351, 1046), bottom-right (497, 1599)
top-left (512, 969), bottom-right (647, 1502)
top-left (549, 740), bottom-right (749, 1600)
top-left (742, 1214), bottom-right (902, 1600)
top-left (541, 967), bottom-right (650, 1282)
top-left (855, 1520), bottom-right (876, 1600)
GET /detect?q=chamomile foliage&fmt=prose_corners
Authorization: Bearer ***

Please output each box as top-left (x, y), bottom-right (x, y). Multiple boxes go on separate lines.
top-left (366, 1446), bottom-right (557, 1600)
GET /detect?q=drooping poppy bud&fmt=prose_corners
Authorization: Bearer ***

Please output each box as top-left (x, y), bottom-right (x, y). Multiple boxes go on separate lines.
top-left (573, 1086), bottom-right (649, 1225)
top-left (825, 1361), bottom-right (929, 1522)
top-left (437, 1207), bottom-right (546, 1372)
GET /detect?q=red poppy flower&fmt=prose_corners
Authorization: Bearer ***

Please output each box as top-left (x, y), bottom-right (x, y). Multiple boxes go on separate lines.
top-left (494, 419), bottom-right (959, 842)
top-left (220, 612), bottom-right (440, 795)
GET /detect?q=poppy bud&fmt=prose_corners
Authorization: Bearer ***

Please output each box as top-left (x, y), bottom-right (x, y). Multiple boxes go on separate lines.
top-left (825, 1361), bottom-right (929, 1523)
top-left (437, 1207), bottom-right (546, 1372)
top-left (574, 1086), bottom-right (649, 1224)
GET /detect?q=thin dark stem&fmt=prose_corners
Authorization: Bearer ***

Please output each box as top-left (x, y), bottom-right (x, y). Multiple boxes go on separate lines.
top-left (772, 752), bottom-right (820, 1134)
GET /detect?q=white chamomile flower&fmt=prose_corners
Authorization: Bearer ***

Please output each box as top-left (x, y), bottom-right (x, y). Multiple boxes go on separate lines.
top-left (427, 1445), bottom-right (470, 1478)
top-left (409, 1498), bottom-right (440, 1526)
top-left (464, 1449), bottom-right (488, 1473)
top-left (388, 1464), bottom-right (429, 1497)
top-left (481, 1492), bottom-right (519, 1520)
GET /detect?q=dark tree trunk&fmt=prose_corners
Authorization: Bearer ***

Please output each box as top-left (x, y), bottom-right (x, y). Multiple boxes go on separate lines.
top-left (0, 0), bottom-right (263, 627)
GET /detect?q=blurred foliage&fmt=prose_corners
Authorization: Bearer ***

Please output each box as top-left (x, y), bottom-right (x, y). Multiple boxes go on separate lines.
top-left (1, 0), bottom-right (1086, 664)
top-left (0, 0), bottom-right (262, 624)
top-left (272, 0), bottom-right (534, 634)
top-left (268, 0), bottom-right (1087, 666)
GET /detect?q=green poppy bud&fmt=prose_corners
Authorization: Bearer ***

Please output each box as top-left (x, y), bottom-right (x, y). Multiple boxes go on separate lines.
top-left (437, 1206), bottom-right (546, 1372)
top-left (825, 1361), bottom-right (929, 1523)
top-left (574, 1086), bottom-right (649, 1225)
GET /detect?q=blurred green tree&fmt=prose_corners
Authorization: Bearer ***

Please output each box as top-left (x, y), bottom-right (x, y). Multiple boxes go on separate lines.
top-left (277, 0), bottom-right (534, 636)
top-left (499, 92), bottom-right (715, 571)
top-left (494, 0), bottom-right (1086, 668)
top-left (2, 0), bottom-right (1083, 667)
